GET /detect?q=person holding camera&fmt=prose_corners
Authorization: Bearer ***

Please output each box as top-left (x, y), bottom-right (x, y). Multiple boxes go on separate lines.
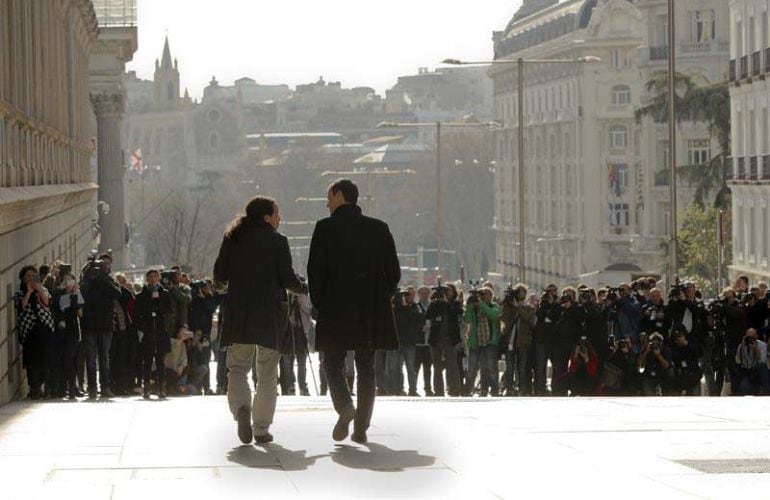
top-left (501, 283), bottom-right (535, 396)
top-left (669, 327), bottom-right (703, 396)
top-left (551, 289), bottom-right (585, 396)
top-left (463, 287), bottom-right (501, 397)
top-left (188, 280), bottom-right (220, 395)
top-left (279, 287), bottom-right (312, 397)
top-left (641, 288), bottom-right (667, 337)
top-left (392, 288), bottom-right (420, 396)
top-left (637, 331), bottom-right (673, 396)
top-left (135, 269), bottom-right (173, 399)
top-left (733, 328), bottom-right (768, 395)
top-left (719, 287), bottom-right (748, 390)
top-left (535, 284), bottom-right (560, 395)
top-left (216, 196), bottom-right (307, 445)
top-left (14, 265), bottom-right (55, 400)
top-left (614, 283), bottom-right (642, 347)
top-left (564, 336), bottom-right (599, 396)
top-left (426, 284), bottom-right (463, 397)
top-left (80, 253), bottom-right (122, 399)
top-left (603, 338), bottom-right (638, 395)
top-left (414, 286), bottom-right (433, 396)
top-left (52, 271), bottom-right (84, 399)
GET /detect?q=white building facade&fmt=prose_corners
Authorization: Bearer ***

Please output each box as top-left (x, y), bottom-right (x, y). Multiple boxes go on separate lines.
top-left (729, 0), bottom-right (770, 282)
top-left (492, 0), bottom-right (729, 289)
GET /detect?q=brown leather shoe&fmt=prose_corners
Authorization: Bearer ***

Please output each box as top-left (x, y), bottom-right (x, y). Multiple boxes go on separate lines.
top-left (351, 430), bottom-right (368, 444)
top-left (236, 407), bottom-right (253, 444)
top-left (254, 432), bottom-right (274, 444)
top-left (332, 406), bottom-right (356, 441)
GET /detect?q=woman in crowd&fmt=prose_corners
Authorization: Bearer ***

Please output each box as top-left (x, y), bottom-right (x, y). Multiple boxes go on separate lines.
top-left (52, 271), bottom-right (84, 399)
top-left (134, 269), bottom-right (173, 399)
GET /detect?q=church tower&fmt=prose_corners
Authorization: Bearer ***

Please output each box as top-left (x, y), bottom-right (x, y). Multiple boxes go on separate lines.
top-left (153, 36), bottom-right (180, 110)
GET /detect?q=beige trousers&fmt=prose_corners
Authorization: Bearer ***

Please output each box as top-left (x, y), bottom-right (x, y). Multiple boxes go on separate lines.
top-left (226, 343), bottom-right (281, 437)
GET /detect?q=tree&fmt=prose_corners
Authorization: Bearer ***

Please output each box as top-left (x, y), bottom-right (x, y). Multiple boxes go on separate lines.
top-left (677, 204), bottom-right (732, 297)
top-left (636, 71), bottom-right (730, 208)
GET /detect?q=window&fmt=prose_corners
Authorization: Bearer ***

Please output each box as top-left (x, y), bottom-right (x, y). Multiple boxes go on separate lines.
top-left (688, 139), bottom-right (711, 165)
top-left (609, 50), bottom-right (626, 69)
top-left (690, 10), bottom-right (716, 44)
top-left (609, 163), bottom-right (628, 196)
top-left (609, 125), bottom-right (628, 150)
top-left (609, 203), bottom-right (630, 226)
top-left (208, 109), bottom-right (221, 123)
top-left (611, 85), bottom-right (631, 105)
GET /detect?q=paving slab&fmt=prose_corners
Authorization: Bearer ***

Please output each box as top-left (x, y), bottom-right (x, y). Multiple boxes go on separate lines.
top-left (1, 395), bottom-right (770, 499)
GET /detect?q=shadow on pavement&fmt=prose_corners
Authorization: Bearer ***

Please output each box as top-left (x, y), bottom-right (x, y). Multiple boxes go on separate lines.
top-left (227, 444), bottom-right (328, 471)
top-left (330, 442), bottom-right (436, 472)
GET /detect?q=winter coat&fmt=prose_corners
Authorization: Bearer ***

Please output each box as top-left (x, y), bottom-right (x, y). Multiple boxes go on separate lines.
top-left (501, 302), bottom-right (535, 350)
top-left (80, 268), bottom-right (121, 332)
top-left (52, 289), bottom-right (83, 339)
top-left (464, 300), bottom-right (501, 350)
top-left (308, 204), bottom-right (401, 352)
top-left (134, 285), bottom-right (173, 356)
top-left (427, 299), bottom-right (463, 347)
top-left (214, 220), bottom-right (305, 349)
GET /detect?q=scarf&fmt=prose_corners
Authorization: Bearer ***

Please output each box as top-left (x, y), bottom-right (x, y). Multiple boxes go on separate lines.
top-left (476, 305), bottom-right (491, 347)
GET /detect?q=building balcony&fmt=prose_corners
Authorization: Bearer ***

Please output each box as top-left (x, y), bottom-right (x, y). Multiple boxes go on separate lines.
top-left (753, 51), bottom-right (762, 77)
top-left (730, 59), bottom-right (737, 82)
top-left (750, 155), bottom-right (759, 180)
top-left (763, 155), bottom-right (770, 181)
top-left (737, 156), bottom-right (746, 180)
top-left (725, 157), bottom-right (734, 182)
top-left (766, 48), bottom-right (770, 74)
top-left (92, 0), bottom-right (137, 27)
top-left (741, 55), bottom-right (749, 80)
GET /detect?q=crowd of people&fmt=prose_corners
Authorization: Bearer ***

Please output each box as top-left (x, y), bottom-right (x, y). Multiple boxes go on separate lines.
top-left (12, 251), bottom-right (770, 401)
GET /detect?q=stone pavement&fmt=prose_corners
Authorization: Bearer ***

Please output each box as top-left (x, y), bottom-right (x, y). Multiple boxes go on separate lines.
top-left (1, 395), bottom-right (770, 499)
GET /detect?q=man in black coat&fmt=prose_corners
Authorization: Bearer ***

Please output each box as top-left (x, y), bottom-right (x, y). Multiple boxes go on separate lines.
top-left (214, 196), bottom-right (306, 445)
top-left (80, 253), bottom-right (122, 399)
top-left (308, 179), bottom-right (400, 444)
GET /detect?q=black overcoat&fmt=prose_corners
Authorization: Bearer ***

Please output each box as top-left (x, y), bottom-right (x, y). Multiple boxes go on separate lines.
top-left (213, 221), bottom-right (304, 349)
top-left (307, 204), bottom-right (401, 352)
top-left (134, 285), bottom-right (173, 356)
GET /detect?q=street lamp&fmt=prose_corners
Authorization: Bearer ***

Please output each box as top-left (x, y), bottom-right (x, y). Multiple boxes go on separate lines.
top-left (320, 168), bottom-right (416, 216)
top-left (376, 120), bottom-right (499, 277)
top-left (443, 56), bottom-right (601, 285)
top-left (666, 0), bottom-right (678, 285)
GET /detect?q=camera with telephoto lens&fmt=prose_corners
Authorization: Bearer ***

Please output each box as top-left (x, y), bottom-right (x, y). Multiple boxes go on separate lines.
top-left (648, 334), bottom-right (663, 353)
top-left (578, 288), bottom-right (593, 304)
top-left (466, 280), bottom-right (485, 306)
top-left (393, 288), bottom-right (411, 305)
top-left (605, 286), bottom-right (620, 302)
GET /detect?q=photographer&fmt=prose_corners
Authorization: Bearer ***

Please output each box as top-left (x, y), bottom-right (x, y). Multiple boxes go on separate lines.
top-left (135, 269), bottom-right (173, 399)
top-left (80, 253), bottom-right (122, 399)
top-left (110, 273), bottom-right (136, 397)
top-left (162, 269), bottom-right (190, 341)
top-left (669, 328), bottom-right (703, 396)
top-left (603, 338), bottom-right (637, 395)
top-left (426, 284), bottom-right (463, 397)
top-left (414, 286), bottom-right (433, 396)
top-left (463, 287), bottom-right (501, 397)
top-left (614, 283), bottom-right (642, 347)
top-left (535, 284), bottom-right (560, 395)
top-left (580, 288), bottom-right (608, 365)
top-left (564, 336), bottom-right (600, 396)
top-left (52, 270), bottom-right (84, 399)
top-left (733, 328), bottom-right (768, 395)
top-left (641, 288), bottom-right (667, 336)
top-left (189, 279), bottom-right (220, 395)
top-left (392, 288), bottom-right (420, 396)
top-left (720, 287), bottom-right (748, 390)
top-left (501, 284), bottom-right (535, 396)
top-left (637, 332), bottom-right (673, 396)
top-left (551, 290), bottom-right (585, 396)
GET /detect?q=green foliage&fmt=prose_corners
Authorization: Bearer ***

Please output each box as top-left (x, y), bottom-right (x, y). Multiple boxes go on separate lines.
top-left (678, 204), bottom-right (732, 297)
top-left (636, 71), bottom-right (731, 208)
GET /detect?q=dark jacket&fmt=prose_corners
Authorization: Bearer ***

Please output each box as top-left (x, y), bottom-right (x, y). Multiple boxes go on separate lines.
top-left (214, 221), bottom-right (305, 349)
top-left (81, 268), bottom-right (121, 332)
top-left (134, 285), bottom-right (173, 356)
top-left (555, 305), bottom-right (585, 347)
top-left (52, 289), bottom-right (83, 339)
top-left (308, 204), bottom-right (401, 352)
top-left (536, 300), bottom-right (560, 345)
top-left (189, 294), bottom-right (219, 338)
top-left (427, 299), bottom-right (463, 346)
top-left (394, 301), bottom-right (422, 347)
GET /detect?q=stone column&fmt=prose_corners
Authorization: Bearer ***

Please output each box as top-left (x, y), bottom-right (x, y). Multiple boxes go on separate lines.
top-left (90, 91), bottom-right (127, 266)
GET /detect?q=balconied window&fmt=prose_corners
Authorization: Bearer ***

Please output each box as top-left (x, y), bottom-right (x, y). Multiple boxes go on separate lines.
top-left (753, 50), bottom-right (762, 76)
top-left (741, 55), bottom-right (749, 79)
top-left (611, 85), bottom-right (631, 105)
top-left (730, 59), bottom-right (737, 81)
top-left (609, 125), bottom-right (628, 150)
top-left (688, 139), bottom-right (711, 165)
top-left (608, 203), bottom-right (630, 227)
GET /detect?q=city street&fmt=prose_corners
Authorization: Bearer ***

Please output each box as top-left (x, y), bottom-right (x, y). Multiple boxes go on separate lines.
top-left (1, 394), bottom-right (770, 499)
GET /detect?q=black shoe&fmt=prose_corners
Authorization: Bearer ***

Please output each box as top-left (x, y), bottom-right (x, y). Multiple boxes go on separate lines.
top-left (320, 389), bottom-right (328, 396)
top-left (300, 388), bottom-right (310, 396)
top-left (204, 389), bottom-right (215, 396)
top-left (101, 389), bottom-right (114, 399)
top-left (73, 388), bottom-right (85, 398)
top-left (254, 432), bottom-right (274, 444)
top-left (143, 389), bottom-right (151, 400)
top-left (408, 391), bottom-right (419, 397)
top-left (87, 391), bottom-right (98, 400)
top-left (425, 390), bottom-right (434, 397)
top-left (236, 407), bottom-right (253, 444)
top-left (333, 406), bottom-right (356, 442)
top-left (158, 391), bottom-right (167, 400)
top-left (351, 430), bottom-right (368, 444)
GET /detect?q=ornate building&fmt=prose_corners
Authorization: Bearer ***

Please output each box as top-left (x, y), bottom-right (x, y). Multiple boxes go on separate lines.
top-left (0, 0), bottom-right (136, 403)
top-left (729, 0), bottom-right (770, 282)
top-left (492, 0), bottom-right (729, 289)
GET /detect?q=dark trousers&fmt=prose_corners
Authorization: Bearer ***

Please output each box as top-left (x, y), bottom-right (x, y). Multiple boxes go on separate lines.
top-left (549, 343), bottom-right (572, 396)
top-left (431, 338), bottom-right (461, 396)
top-left (280, 353), bottom-right (308, 394)
top-left (216, 349), bottom-right (228, 392)
top-left (142, 351), bottom-right (166, 393)
top-left (466, 346), bottom-right (499, 395)
top-left (110, 331), bottom-right (129, 393)
top-left (388, 346), bottom-right (417, 394)
top-left (85, 330), bottom-right (113, 393)
top-left (533, 343), bottom-right (549, 395)
top-left (201, 343), bottom-right (212, 391)
top-left (415, 345), bottom-right (432, 393)
top-left (323, 347), bottom-right (375, 433)
top-left (24, 326), bottom-right (54, 397)
top-left (53, 333), bottom-right (78, 396)
top-left (503, 350), bottom-right (517, 392)
top-left (517, 346), bottom-right (533, 396)
top-left (75, 339), bottom-right (86, 390)
top-left (374, 350), bottom-right (387, 393)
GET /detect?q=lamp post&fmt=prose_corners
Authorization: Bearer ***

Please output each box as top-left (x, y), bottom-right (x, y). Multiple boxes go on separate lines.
top-left (667, 0), bottom-right (678, 285)
top-left (376, 120), bottom-right (499, 277)
top-left (442, 56), bottom-right (601, 285)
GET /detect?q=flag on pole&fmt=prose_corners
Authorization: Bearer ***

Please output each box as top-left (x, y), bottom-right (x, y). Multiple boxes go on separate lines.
top-left (130, 149), bottom-right (143, 175)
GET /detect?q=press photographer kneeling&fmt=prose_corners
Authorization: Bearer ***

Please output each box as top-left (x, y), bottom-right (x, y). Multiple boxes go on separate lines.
top-left (637, 332), bottom-right (672, 396)
top-left (669, 327), bottom-right (703, 396)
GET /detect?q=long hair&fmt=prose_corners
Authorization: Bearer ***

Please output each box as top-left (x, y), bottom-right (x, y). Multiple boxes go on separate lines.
top-left (224, 196), bottom-right (276, 242)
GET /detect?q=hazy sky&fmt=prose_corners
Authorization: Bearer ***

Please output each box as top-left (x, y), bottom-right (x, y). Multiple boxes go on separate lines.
top-left (126, 0), bottom-right (522, 98)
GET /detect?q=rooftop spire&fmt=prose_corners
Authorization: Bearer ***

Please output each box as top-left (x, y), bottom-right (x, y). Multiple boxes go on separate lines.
top-left (161, 35), bottom-right (173, 70)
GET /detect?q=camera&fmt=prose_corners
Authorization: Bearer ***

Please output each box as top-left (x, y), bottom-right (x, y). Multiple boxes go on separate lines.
top-left (161, 269), bottom-right (178, 287)
top-left (744, 336), bottom-right (756, 346)
top-left (578, 288), bottom-right (593, 304)
top-left (393, 288), bottom-right (411, 304)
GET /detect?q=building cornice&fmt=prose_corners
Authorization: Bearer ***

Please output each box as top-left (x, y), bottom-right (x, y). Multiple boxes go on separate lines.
top-left (0, 184), bottom-right (98, 237)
